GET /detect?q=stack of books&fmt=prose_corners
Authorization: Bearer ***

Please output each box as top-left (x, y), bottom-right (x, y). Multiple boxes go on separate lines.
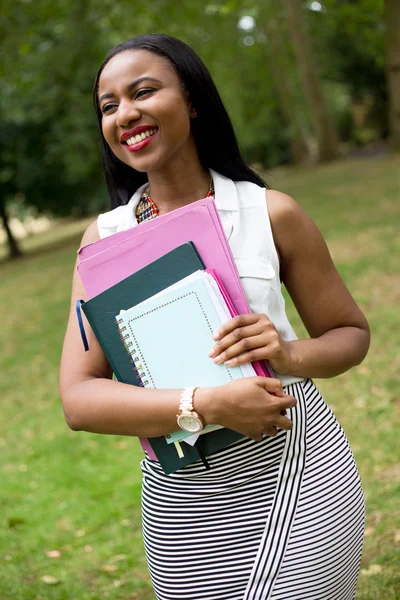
top-left (77, 196), bottom-right (271, 474)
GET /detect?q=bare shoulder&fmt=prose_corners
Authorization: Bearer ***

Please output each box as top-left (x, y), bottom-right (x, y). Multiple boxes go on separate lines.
top-left (266, 189), bottom-right (311, 229)
top-left (81, 219), bottom-right (101, 246)
top-left (265, 189), bottom-right (323, 260)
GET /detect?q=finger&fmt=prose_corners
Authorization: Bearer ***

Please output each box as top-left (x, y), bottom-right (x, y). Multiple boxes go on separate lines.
top-left (209, 324), bottom-right (264, 358)
top-left (273, 415), bottom-right (294, 431)
top-left (263, 425), bottom-right (279, 437)
top-left (212, 314), bottom-right (260, 341)
top-left (251, 431), bottom-right (264, 442)
top-left (257, 377), bottom-right (285, 395)
top-left (212, 334), bottom-right (266, 364)
top-left (279, 394), bottom-right (297, 410)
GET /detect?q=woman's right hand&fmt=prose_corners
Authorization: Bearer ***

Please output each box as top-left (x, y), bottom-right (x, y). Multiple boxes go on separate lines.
top-left (196, 377), bottom-right (296, 441)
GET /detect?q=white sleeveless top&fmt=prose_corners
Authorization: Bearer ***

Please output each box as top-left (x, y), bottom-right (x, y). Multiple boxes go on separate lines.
top-left (98, 169), bottom-right (303, 386)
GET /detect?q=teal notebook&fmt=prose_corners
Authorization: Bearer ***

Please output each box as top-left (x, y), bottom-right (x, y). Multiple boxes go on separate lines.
top-left (115, 272), bottom-right (255, 445)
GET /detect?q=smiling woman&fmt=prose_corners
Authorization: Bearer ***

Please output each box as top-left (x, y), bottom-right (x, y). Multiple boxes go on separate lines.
top-left (98, 52), bottom-right (195, 179)
top-left (60, 33), bottom-right (370, 600)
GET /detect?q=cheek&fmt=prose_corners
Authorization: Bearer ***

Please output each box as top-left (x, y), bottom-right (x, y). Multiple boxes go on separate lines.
top-left (161, 108), bottom-right (192, 145)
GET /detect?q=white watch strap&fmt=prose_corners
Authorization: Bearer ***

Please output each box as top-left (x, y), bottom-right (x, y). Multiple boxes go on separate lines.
top-left (179, 386), bottom-right (198, 413)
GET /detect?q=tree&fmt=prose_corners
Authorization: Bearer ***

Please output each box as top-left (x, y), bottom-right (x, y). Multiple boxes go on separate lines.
top-left (385, 0), bottom-right (400, 151)
top-left (283, 0), bottom-right (339, 160)
top-left (259, 1), bottom-right (310, 164)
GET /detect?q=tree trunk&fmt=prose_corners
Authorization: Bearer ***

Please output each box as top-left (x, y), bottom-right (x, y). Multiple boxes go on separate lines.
top-left (385, 0), bottom-right (400, 151)
top-left (0, 197), bottom-right (22, 259)
top-left (284, 0), bottom-right (339, 161)
top-left (261, 19), bottom-right (310, 164)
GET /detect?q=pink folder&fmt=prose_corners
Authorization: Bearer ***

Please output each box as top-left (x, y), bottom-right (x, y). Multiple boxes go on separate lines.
top-left (78, 197), bottom-right (240, 304)
top-left (78, 196), bottom-right (271, 378)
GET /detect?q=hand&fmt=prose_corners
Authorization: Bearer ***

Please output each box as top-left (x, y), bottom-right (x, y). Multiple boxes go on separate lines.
top-left (209, 313), bottom-right (293, 375)
top-left (196, 377), bottom-right (296, 441)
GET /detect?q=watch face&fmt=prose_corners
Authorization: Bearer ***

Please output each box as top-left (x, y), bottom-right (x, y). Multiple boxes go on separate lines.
top-left (177, 415), bottom-right (202, 432)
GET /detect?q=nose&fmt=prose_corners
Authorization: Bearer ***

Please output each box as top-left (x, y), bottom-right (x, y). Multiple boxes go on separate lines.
top-left (116, 98), bottom-right (141, 128)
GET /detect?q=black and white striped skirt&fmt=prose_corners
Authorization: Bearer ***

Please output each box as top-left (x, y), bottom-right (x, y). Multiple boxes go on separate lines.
top-left (141, 379), bottom-right (365, 600)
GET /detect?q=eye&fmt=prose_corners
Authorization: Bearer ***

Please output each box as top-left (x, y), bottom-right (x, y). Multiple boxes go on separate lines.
top-left (135, 88), bottom-right (155, 99)
top-left (101, 103), bottom-right (118, 115)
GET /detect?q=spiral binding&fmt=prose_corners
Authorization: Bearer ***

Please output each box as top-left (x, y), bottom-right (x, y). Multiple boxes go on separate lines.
top-left (116, 314), bottom-right (147, 387)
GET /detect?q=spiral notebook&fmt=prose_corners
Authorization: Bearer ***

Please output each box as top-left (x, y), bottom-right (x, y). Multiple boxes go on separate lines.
top-left (115, 271), bottom-right (257, 445)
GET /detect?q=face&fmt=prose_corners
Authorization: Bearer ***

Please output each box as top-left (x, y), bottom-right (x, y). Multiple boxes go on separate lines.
top-left (98, 50), bottom-right (196, 174)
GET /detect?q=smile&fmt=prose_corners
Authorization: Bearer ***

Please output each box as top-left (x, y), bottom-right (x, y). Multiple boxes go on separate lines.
top-left (123, 128), bottom-right (158, 146)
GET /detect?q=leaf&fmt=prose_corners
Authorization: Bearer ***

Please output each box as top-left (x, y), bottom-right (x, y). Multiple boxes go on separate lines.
top-left (102, 565), bottom-right (118, 573)
top-left (110, 554), bottom-right (128, 563)
top-left (113, 441), bottom-right (128, 449)
top-left (74, 529), bottom-right (86, 537)
top-left (45, 550), bottom-right (61, 558)
top-left (361, 564), bottom-right (383, 576)
top-left (41, 575), bottom-right (61, 585)
top-left (120, 519), bottom-right (132, 527)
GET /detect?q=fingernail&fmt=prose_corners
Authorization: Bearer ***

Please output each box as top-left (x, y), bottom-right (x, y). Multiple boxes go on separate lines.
top-left (213, 356), bottom-right (222, 364)
top-left (212, 331), bottom-right (220, 340)
top-left (208, 348), bottom-right (216, 357)
top-left (224, 360), bottom-right (233, 366)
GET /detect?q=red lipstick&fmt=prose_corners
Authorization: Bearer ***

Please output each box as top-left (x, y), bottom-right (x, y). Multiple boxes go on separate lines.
top-left (120, 125), bottom-right (158, 153)
top-left (120, 125), bottom-right (157, 143)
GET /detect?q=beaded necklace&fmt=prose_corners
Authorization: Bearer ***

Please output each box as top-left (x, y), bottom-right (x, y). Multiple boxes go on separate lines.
top-left (136, 175), bottom-right (215, 224)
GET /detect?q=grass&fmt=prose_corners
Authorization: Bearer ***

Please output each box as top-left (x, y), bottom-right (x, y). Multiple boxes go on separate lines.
top-left (0, 154), bottom-right (399, 599)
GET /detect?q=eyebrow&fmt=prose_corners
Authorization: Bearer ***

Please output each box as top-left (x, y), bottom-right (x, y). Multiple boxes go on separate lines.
top-left (98, 76), bottom-right (162, 103)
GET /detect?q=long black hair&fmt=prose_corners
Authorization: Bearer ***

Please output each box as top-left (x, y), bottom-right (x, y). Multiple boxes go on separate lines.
top-left (93, 33), bottom-right (267, 208)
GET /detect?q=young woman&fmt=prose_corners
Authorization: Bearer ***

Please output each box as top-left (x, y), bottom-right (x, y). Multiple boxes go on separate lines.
top-left (60, 34), bottom-right (370, 600)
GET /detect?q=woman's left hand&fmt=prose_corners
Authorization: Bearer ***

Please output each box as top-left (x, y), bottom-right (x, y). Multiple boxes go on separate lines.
top-left (208, 313), bottom-right (293, 375)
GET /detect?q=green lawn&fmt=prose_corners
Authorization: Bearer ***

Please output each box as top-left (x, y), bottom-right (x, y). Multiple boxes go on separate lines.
top-left (1, 155), bottom-right (399, 599)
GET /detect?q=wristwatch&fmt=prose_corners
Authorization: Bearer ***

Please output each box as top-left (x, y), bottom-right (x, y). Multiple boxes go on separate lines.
top-left (177, 387), bottom-right (205, 433)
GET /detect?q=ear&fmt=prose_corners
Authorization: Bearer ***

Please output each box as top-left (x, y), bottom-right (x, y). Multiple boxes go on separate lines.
top-left (189, 107), bottom-right (198, 119)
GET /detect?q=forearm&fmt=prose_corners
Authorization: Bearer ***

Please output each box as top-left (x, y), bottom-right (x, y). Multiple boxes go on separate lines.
top-left (62, 378), bottom-right (211, 437)
top-left (286, 326), bottom-right (370, 379)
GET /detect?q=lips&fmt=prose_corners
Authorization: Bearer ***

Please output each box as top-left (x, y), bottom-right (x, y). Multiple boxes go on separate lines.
top-left (120, 126), bottom-right (158, 145)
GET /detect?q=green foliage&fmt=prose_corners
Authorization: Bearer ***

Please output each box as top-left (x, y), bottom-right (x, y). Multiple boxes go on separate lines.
top-left (0, 0), bottom-right (390, 230)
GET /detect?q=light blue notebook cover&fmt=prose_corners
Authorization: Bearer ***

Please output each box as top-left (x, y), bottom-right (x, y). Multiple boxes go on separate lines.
top-left (116, 276), bottom-right (245, 443)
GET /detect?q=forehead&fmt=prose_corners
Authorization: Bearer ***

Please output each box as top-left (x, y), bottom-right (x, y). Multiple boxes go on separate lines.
top-left (98, 49), bottom-right (179, 95)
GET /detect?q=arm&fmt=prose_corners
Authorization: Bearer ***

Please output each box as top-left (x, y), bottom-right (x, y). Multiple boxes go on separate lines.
top-left (210, 190), bottom-right (370, 379)
top-left (60, 221), bottom-right (295, 441)
top-left (270, 190), bottom-right (370, 377)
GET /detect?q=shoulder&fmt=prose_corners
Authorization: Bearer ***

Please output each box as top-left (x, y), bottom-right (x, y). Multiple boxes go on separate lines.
top-left (80, 219), bottom-right (100, 246)
top-left (266, 189), bottom-right (306, 225)
top-left (265, 189), bottom-right (323, 257)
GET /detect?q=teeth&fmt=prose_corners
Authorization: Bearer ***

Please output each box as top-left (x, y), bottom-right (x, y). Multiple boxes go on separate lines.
top-left (124, 129), bottom-right (156, 146)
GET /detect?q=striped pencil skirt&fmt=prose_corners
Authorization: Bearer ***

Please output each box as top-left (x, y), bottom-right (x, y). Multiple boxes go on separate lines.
top-left (141, 379), bottom-right (365, 600)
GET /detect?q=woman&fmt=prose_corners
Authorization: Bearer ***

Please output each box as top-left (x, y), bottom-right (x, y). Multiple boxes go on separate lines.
top-left (60, 34), bottom-right (370, 600)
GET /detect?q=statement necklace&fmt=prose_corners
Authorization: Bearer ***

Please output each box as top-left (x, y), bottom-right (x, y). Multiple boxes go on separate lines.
top-left (136, 174), bottom-right (215, 224)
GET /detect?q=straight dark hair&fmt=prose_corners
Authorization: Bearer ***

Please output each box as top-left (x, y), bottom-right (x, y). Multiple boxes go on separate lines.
top-left (93, 33), bottom-right (267, 208)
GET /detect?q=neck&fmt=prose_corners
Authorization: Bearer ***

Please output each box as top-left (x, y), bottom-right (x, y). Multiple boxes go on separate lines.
top-left (146, 161), bottom-right (211, 215)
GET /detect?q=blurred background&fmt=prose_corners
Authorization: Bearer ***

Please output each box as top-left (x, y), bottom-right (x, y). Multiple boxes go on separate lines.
top-left (0, 0), bottom-right (399, 252)
top-left (0, 1), bottom-right (399, 599)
